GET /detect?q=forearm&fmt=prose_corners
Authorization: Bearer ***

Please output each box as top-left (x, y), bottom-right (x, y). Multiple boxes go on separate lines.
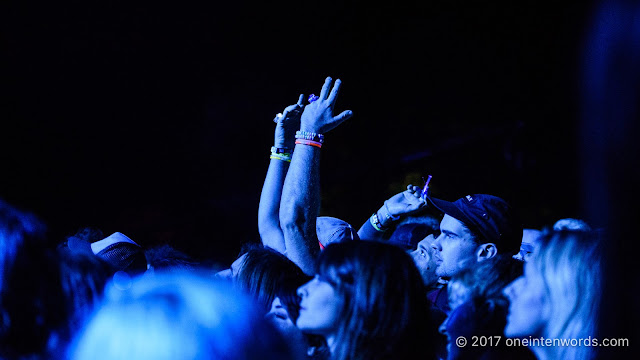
top-left (258, 158), bottom-right (289, 253)
top-left (279, 144), bottom-right (320, 275)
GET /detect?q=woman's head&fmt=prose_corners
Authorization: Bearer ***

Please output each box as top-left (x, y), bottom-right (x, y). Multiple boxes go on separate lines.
top-left (503, 230), bottom-right (602, 357)
top-left (297, 241), bottom-right (431, 360)
top-left (223, 245), bottom-right (309, 314)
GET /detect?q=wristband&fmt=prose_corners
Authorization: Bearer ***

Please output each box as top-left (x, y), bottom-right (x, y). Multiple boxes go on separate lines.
top-left (295, 139), bottom-right (322, 149)
top-left (370, 213), bottom-right (388, 232)
top-left (295, 131), bottom-right (324, 144)
top-left (270, 153), bottom-right (292, 162)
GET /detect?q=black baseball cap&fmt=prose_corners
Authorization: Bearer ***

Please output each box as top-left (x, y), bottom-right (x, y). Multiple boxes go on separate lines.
top-left (428, 194), bottom-right (522, 255)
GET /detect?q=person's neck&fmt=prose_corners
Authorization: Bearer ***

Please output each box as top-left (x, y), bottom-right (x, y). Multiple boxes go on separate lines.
top-left (326, 333), bottom-right (338, 355)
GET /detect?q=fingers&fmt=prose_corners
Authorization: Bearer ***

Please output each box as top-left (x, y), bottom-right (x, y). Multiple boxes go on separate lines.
top-left (407, 184), bottom-right (420, 193)
top-left (405, 188), bottom-right (421, 199)
top-left (280, 106), bottom-right (294, 120)
top-left (327, 79), bottom-right (342, 105)
top-left (406, 185), bottom-right (421, 194)
top-left (331, 110), bottom-right (353, 127)
top-left (319, 76), bottom-right (332, 100)
top-left (283, 104), bottom-right (298, 114)
top-left (283, 98), bottom-right (304, 120)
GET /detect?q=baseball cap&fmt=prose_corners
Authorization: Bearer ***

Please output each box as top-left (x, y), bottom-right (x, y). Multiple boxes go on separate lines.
top-left (428, 194), bottom-right (522, 255)
top-left (91, 232), bottom-right (148, 275)
top-left (316, 216), bottom-right (359, 249)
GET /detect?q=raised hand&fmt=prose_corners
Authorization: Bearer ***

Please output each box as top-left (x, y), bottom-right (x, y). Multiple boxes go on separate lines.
top-left (384, 184), bottom-right (427, 218)
top-left (300, 77), bottom-right (353, 134)
top-left (274, 94), bottom-right (305, 149)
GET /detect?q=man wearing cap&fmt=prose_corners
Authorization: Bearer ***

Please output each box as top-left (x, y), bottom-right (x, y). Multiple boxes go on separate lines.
top-left (357, 190), bottom-right (522, 358)
top-left (427, 194), bottom-right (522, 313)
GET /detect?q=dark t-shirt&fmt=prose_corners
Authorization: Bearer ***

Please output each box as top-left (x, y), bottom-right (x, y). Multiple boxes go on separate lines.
top-left (427, 284), bottom-right (451, 315)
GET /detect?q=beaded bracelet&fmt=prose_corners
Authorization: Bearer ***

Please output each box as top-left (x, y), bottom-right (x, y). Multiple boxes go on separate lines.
top-left (295, 130), bottom-right (324, 144)
top-left (370, 213), bottom-right (388, 232)
top-left (295, 139), bottom-right (322, 149)
top-left (270, 153), bottom-right (292, 162)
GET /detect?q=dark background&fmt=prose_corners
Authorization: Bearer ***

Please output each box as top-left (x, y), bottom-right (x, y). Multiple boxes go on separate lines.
top-left (0, 0), bottom-right (599, 265)
top-left (2, 1), bottom-right (639, 350)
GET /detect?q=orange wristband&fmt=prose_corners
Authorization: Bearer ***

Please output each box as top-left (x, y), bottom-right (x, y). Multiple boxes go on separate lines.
top-left (295, 139), bottom-right (322, 149)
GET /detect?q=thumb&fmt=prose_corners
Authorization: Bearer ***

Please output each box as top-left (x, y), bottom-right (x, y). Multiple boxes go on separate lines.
top-left (331, 110), bottom-right (353, 126)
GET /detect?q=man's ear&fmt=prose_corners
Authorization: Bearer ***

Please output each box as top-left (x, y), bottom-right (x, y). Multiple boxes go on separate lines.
top-left (476, 243), bottom-right (498, 261)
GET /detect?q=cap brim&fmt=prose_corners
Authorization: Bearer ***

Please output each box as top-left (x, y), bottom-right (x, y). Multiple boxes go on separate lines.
top-left (91, 232), bottom-right (140, 254)
top-left (428, 196), bottom-right (474, 228)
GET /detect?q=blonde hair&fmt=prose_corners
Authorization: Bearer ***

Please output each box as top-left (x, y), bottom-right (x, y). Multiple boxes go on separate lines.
top-left (535, 230), bottom-right (602, 360)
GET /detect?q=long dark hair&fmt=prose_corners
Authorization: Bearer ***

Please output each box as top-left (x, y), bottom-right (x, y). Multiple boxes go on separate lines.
top-left (235, 245), bottom-right (309, 313)
top-left (316, 241), bottom-right (432, 360)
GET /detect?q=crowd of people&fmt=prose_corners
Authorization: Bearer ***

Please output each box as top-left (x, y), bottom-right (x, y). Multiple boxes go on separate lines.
top-left (1, 77), bottom-right (607, 360)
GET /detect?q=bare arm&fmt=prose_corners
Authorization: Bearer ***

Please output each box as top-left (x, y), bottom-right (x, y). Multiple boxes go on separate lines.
top-left (258, 96), bottom-right (304, 253)
top-left (279, 77), bottom-right (353, 274)
top-left (357, 185), bottom-right (427, 241)
top-left (279, 140), bottom-right (321, 274)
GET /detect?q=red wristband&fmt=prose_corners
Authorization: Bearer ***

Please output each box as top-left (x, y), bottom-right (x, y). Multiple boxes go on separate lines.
top-left (295, 139), bottom-right (322, 149)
